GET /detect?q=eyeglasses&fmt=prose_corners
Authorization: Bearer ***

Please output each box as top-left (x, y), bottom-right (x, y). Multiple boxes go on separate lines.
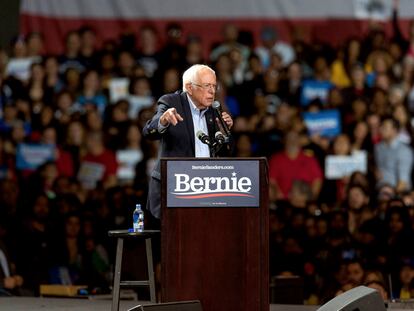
top-left (191, 82), bottom-right (220, 92)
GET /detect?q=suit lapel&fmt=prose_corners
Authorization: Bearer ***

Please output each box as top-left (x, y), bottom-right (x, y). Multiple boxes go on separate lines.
top-left (206, 108), bottom-right (216, 141)
top-left (180, 92), bottom-right (195, 155)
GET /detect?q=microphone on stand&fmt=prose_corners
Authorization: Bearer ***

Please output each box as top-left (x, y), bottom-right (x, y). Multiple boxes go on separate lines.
top-left (215, 131), bottom-right (226, 145)
top-left (212, 101), bottom-right (231, 138)
top-left (196, 130), bottom-right (212, 146)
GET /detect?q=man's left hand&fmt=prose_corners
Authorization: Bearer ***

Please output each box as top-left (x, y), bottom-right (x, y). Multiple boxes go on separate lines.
top-left (222, 112), bottom-right (233, 129)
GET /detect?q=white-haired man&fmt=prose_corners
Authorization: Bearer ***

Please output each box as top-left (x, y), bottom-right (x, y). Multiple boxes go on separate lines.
top-left (143, 64), bottom-right (234, 218)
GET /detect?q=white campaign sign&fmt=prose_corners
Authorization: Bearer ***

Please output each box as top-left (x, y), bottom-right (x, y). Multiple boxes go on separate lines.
top-left (325, 151), bottom-right (367, 179)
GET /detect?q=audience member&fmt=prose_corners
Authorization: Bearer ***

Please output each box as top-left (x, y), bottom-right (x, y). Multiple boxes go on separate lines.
top-left (374, 117), bottom-right (413, 192)
top-left (80, 131), bottom-right (118, 189)
top-left (255, 26), bottom-right (295, 69)
top-left (269, 130), bottom-right (323, 201)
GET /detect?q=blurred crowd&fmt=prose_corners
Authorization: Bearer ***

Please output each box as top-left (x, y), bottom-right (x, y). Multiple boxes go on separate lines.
top-left (1, 4), bottom-right (414, 304)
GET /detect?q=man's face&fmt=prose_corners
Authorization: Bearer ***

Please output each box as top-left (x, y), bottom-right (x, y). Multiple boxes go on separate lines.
top-left (347, 263), bottom-right (364, 284)
top-left (187, 69), bottom-right (217, 109)
top-left (380, 119), bottom-right (397, 141)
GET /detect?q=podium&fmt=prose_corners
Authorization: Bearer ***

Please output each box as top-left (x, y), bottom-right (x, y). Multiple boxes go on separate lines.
top-left (160, 158), bottom-right (269, 311)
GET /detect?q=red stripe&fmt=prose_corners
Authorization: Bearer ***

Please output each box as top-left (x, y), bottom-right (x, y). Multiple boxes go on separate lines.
top-left (20, 14), bottom-right (414, 56)
top-left (175, 193), bottom-right (255, 199)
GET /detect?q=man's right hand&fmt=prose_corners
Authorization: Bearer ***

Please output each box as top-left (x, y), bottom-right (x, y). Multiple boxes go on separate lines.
top-left (14, 275), bottom-right (23, 287)
top-left (4, 276), bottom-right (16, 289)
top-left (160, 108), bottom-right (184, 126)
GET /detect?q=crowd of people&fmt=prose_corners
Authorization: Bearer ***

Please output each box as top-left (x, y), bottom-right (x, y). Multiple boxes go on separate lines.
top-left (1, 3), bottom-right (414, 304)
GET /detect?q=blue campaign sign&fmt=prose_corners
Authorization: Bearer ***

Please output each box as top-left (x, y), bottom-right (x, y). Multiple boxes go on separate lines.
top-left (166, 160), bottom-right (260, 208)
top-left (303, 109), bottom-right (341, 138)
top-left (300, 79), bottom-right (333, 106)
top-left (16, 143), bottom-right (55, 170)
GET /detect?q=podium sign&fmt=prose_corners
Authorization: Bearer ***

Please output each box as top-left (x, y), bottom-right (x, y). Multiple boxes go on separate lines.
top-left (161, 158), bottom-right (269, 311)
top-left (166, 159), bottom-right (260, 208)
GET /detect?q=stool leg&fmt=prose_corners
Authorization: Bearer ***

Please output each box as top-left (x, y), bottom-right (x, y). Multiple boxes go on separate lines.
top-left (112, 237), bottom-right (124, 311)
top-left (145, 237), bottom-right (156, 303)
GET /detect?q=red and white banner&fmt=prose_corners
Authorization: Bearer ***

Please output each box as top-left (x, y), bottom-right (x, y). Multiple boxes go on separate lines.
top-left (20, 0), bottom-right (414, 55)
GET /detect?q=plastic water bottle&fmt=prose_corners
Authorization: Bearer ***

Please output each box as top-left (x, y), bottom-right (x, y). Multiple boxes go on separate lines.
top-left (133, 204), bottom-right (144, 232)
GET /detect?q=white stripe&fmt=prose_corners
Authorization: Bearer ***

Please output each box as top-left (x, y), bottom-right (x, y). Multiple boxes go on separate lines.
top-left (0, 249), bottom-right (10, 278)
top-left (21, 0), bottom-right (414, 19)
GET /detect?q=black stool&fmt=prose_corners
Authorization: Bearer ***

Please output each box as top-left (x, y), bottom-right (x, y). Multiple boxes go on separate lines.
top-left (108, 229), bottom-right (160, 311)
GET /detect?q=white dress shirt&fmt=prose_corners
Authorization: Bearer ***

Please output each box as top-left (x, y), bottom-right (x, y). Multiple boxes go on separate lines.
top-left (187, 94), bottom-right (210, 157)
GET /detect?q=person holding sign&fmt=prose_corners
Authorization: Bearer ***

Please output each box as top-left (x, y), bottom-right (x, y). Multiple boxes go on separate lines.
top-left (142, 64), bottom-right (234, 219)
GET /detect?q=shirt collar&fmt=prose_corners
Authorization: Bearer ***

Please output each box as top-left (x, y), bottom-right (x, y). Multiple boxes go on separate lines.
top-left (383, 137), bottom-right (399, 148)
top-left (390, 138), bottom-right (399, 148)
top-left (186, 93), bottom-right (208, 117)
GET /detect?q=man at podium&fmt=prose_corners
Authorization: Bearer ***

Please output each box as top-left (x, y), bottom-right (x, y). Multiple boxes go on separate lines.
top-left (142, 64), bottom-right (234, 219)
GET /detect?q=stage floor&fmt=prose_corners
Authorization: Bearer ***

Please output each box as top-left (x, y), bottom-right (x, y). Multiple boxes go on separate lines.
top-left (0, 297), bottom-right (317, 311)
top-left (0, 297), bottom-right (141, 311)
top-left (0, 297), bottom-right (413, 311)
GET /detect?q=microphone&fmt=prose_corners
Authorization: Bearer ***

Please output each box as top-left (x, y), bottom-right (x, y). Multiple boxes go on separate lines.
top-left (196, 130), bottom-right (211, 146)
top-left (215, 131), bottom-right (225, 144)
top-left (212, 101), bottom-right (231, 137)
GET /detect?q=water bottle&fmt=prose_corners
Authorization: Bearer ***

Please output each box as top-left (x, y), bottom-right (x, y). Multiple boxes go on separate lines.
top-left (133, 204), bottom-right (144, 232)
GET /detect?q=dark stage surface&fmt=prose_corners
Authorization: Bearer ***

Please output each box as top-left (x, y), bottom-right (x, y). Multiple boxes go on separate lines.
top-left (1, 297), bottom-right (414, 311)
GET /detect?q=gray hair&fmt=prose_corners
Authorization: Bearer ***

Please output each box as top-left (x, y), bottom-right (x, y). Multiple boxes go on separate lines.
top-left (182, 64), bottom-right (215, 92)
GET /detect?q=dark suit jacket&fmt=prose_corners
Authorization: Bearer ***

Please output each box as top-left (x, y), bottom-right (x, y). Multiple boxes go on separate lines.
top-left (142, 91), bottom-right (233, 218)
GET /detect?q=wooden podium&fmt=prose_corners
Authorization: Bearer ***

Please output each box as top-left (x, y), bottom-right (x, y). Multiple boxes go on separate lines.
top-left (160, 158), bottom-right (269, 311)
